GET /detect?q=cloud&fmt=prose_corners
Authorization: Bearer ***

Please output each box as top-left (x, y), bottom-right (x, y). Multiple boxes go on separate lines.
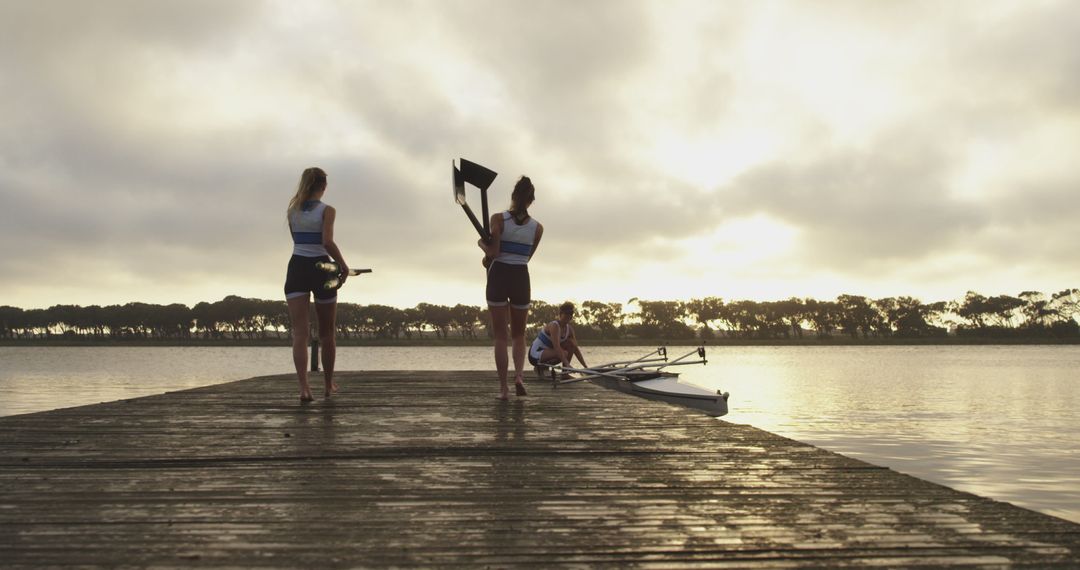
top-left (719, 125), bottom-right (983, 266)
top-left (1, 1), bottom-right (1079, 309)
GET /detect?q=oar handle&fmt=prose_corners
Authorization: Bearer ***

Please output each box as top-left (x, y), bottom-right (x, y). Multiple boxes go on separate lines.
top-left (461, 203), bottom-right (492, 241)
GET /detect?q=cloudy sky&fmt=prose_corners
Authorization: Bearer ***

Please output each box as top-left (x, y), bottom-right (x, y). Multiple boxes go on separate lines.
top-left (2, 0), bottom-right (1078, 310)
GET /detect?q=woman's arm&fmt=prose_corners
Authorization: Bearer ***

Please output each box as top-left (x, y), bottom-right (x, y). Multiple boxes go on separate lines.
top-left (322, 206), bottom-right (349, 283)
top-left (551, 321), bottom-right (569, 364)
top-left (568, 325), bottom-right (587, 367)
top-left (528, 223), bottom-right (543, 260)
top-left (477, 214), bottom-right (504, 259)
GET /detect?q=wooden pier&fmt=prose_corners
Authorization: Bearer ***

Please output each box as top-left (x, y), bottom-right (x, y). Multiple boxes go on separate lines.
top-left (1, 371), bottom-right (1078, 567)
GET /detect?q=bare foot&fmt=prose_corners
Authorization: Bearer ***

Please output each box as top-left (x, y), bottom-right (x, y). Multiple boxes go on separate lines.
top-left (498, 380), bottom-right (510, 400)
top-left (514, 376), bottom-right (527, 396)
top-left (324, 382), bottom-right (339, 398)
top-left (300, 391), bottom-right (314, 404)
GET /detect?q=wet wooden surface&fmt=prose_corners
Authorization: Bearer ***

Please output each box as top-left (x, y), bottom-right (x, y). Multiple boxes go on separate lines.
top-left (1, 371), bottom-right (1078, 567)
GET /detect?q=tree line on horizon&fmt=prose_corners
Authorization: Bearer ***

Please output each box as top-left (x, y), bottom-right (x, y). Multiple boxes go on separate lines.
top-left (0, 289), bottom-right (1078, 342)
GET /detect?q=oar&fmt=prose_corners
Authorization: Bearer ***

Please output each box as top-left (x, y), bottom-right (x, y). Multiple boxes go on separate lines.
top-left (551, 347), bottom-right (670, 385)
top-left (657, 346), bottom-right (708, 369)
top-left (452, 158), bottom-right (497, 242)
top-left (588, 347), bottom-right (667, 369)
top-left (552, 364), bottom-right (630, 385)
top-left (315, 263), bottom-right (373, 290)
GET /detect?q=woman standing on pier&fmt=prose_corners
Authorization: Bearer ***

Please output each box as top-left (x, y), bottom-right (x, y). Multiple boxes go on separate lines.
top-left (478, 176), bottom-right (544, 400)
top-left (284, 167), bottom-right (350, 403)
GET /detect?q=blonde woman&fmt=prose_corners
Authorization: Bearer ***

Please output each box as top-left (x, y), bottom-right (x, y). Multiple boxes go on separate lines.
top-left (284, 167), bottom-right (349, 403)
top-left (478, 176), bottom-right (544, 400)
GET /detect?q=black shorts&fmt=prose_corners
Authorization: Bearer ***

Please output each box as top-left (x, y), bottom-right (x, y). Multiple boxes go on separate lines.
top-left (485, 261), bottom-right (530, 309)
top-left (284, 255), bottom-right (337, 303)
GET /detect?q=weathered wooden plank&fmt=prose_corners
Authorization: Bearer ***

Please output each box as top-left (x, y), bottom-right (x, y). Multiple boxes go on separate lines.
top-left (1, 370), bottom-right (1078, 567)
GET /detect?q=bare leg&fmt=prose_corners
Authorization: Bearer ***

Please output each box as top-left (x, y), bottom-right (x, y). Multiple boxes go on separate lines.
top-left (563, 340), bottom-right (587, 368)
top-left (510, 307), bottom-right (529, 395)
top-left (315, 300), bottom-right (338, 397)
top-left (489, 305), bottom-right (510, 400)
top-left (539, 347), bottom-right (567, 366)
top-left (287, 296), bottom-right (314, 402)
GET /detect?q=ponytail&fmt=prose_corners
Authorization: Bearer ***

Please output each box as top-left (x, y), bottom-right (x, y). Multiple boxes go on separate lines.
top-left (287, 167), bottom-right (328, 218)
top-left (509, 176), bottom-right (535, 224)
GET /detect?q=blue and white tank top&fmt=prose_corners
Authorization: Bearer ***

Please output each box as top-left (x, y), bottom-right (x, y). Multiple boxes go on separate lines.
top-left (495, 211), bottom-right (539, 266)
top-left (289, 200), bottom-right (329, 257)
top-left (536, 320), bottom-right (571, 349)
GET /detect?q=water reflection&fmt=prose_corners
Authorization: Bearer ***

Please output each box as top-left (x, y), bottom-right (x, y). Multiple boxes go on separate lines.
top-left (493, 400), bottom-right (527, 444)
top-left (678, 345), bottom-right (1080, 524)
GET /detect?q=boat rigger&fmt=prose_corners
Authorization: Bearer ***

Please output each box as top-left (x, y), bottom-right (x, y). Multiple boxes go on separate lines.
top-left (542, 347), bottom-right (730, 417)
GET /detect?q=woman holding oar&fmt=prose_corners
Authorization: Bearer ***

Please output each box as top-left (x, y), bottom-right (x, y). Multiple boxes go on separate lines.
top-left (478, 176), bottom-right (544, 400)
top-left (284, 167), bottom-right (350, 403)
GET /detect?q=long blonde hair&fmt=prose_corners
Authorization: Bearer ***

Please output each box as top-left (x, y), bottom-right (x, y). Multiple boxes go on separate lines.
top-left (287, 167), bottom-right (328, 217)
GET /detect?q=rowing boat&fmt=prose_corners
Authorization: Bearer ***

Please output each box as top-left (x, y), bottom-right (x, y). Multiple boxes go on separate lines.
top-left (545, 347), bottom-right (730, 417)
top-left (587, 370), bottom-right (730, 417)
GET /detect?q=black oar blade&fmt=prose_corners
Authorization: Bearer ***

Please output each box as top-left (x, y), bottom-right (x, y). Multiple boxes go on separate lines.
top-left (452, 161), bottom-right (466, 205)
top-left (460, 158), bottom-right (497, 191)
top-left (453, 158), bottom-right (496, 241)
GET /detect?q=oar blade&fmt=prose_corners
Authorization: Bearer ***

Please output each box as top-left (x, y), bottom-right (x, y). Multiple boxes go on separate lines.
top-left (452, 161), bottom-right (466, 205)
top-left (460, 158), bottom-right (498, 191)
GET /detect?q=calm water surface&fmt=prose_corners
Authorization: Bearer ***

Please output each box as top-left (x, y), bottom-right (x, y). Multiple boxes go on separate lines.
top-left (1, 345), bottom-right (1078, 523)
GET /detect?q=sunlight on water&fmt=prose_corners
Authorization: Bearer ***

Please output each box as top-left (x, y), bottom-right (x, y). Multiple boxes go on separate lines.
top-left (676, 345), bottom-right (1080, 525)
top-left (1, 344), bottom-right (1078, 523)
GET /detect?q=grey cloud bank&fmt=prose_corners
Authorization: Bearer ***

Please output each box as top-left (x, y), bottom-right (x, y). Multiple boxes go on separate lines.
top-left (1, 0), bottom-right (1078, 309)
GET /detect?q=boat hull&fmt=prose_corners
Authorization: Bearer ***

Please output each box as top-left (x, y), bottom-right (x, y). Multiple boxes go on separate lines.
top-left (588, 372), bottom-right (729, 417)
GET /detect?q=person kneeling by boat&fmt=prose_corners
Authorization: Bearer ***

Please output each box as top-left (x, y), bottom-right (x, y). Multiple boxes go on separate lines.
top-left (529, 302), bottom-right (587, 374)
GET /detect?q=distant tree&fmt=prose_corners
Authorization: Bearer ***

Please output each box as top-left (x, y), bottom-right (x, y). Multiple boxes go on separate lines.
top-left (336, 303), bottom-right (362, 339)
top-left (1018, 291), bottom-right (1056, 329)
top-left (449, 304), bottom-right (483, 339)
top-left (983, 295), bottom-right (1025, 328)
top-left (1050, 289), bottom-right (1080, 323)
top-left (363, 304), bottom-right (405, 339)
top-left (772, 298), bottom-right (806, 339)
top-left (0, 306), bottom-right (22, 339)
top-left (957, 291), bottom-right (990, 329)
top-left (802, 299), bottom-right (840, 338)
top-left (45, 305), bottom-right (78, 336)
top-left (527, 301), bottom-right (555, 333)
top-left (192, 301), bottom-right (223, 340)
top-left (579, 300), bottom-right (623, 340)
top-left (401, 306), bottom-right (426, 339)
top-left (722, 300), bottom-right (764, 338)
top-left (4, 286), bottom-right (1079, 343)
top-left (837, 294), bottom-right (882, 338)
top-left (25, 308), bottom-right (47, 339)
top-left (684, 297), bottom-right (725, 338)
top-left (416, 303), bottom-right (452, 339)
top-left (634, 300), bottom-right (693, 339)
top-left (870, 297), bottom-right (946, 337)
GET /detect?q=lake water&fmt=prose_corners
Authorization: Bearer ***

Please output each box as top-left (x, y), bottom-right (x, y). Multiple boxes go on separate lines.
top-left (1, 345), bottom-right (1078, 524)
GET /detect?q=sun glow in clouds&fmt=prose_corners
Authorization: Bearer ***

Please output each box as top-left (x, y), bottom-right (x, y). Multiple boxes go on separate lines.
top-left (541, 214), bottom-right (800, 304)
top-left (1, 1), bottom-right (1079, 309)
